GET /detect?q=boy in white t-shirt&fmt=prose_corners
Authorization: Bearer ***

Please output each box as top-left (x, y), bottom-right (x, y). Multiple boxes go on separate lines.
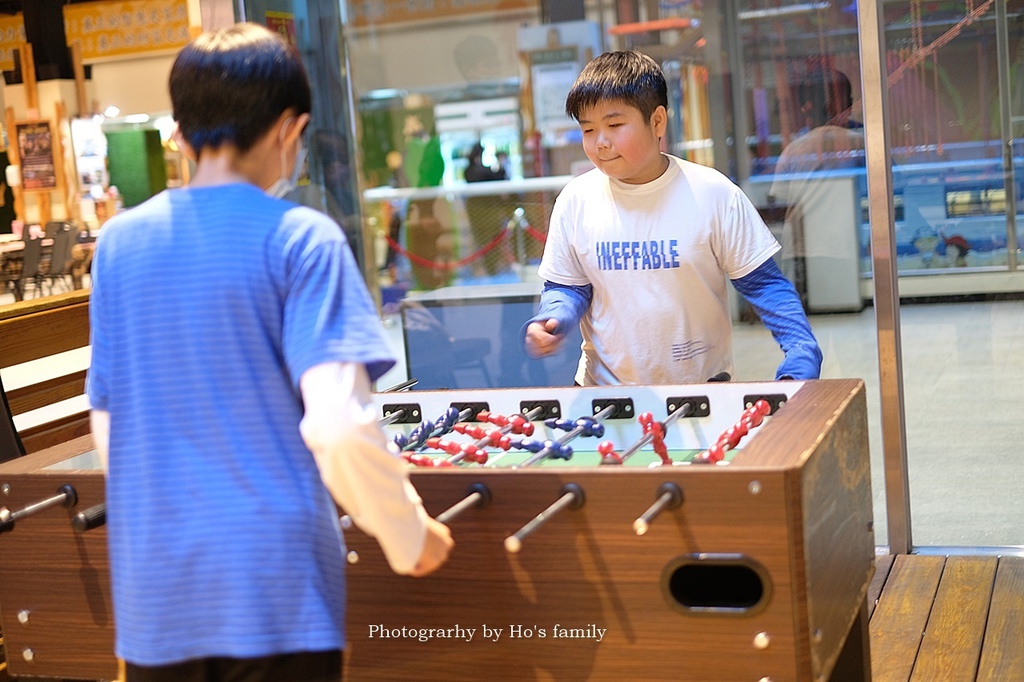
top-left (525, 50), bottom-right (822, 386)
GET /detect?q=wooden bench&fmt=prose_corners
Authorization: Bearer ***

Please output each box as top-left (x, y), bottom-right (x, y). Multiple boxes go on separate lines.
top-left (0, 290), bottom-right (92, 463)
top-left (869, 553), bottom-right (1024, 681)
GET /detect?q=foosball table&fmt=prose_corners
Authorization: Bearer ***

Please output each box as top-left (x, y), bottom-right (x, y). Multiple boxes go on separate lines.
top-left (0, 378), bottom-right (873, 681)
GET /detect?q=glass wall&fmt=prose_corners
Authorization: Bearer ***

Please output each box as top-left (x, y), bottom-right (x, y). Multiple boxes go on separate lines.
top-left (240, 0), bottom-right (369, 277)
top-left (882, 0), bottom-right (1024, 548)
top-left (345, 2), bottom-right (595, 389)
top-left (878, 0), bottom-right (1022, 286)
top-left (239, 0), bottom-right (1023, 549)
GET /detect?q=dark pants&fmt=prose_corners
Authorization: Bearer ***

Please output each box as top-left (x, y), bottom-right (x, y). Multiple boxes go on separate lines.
top-left (125, 650), bottom-right (343, 682)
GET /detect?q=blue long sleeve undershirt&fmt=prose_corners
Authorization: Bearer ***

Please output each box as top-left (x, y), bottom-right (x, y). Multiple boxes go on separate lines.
top-left (527, 258), bottom-right (822, 381)
top-left (731, 258), bottom-right (823, 380)
top-left (527, 281), bottom-right (593, 336)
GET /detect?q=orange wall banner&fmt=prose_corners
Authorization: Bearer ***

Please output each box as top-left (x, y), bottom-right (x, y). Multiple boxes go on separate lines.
top-left (63, 0), bottom-right (191, 63)
top-left (0, 13), bottom-right (26, 72)
top-left (348, 0), bottom-right (537, 28)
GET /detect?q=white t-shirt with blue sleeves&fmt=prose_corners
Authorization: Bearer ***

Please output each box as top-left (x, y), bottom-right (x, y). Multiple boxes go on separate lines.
top-left (539, 155), bottom-right (780, 385)
top-left (87, 183), bottom-right (395, 665)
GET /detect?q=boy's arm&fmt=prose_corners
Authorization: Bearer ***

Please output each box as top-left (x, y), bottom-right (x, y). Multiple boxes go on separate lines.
top-left (89, 409), bottom-right (110, 473)
top-left (522, 281), bottom-right (593, 357)
top-left (299, 361), bottom-right (452, 576)
top-left (525, 280), bottom-right (593, 333)
top-left (731, 259), bottom-right (823, 380)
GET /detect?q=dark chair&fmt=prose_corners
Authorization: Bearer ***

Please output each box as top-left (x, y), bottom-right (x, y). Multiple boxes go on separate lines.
top-left (40, 223), bottom-right (75, 295)
top-left (0, 250), bottom-right (20, 300)
top-left (11, 235), bottom-right (43, 301)
top-left (44, 221), bottom-right (68, 238)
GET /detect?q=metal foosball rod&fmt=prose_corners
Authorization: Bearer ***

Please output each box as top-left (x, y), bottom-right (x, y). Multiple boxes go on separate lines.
top-left (692, 399), bottom-right (772, 464)
top-left (632, 482), bottom-right (683, 536)
top-left (394, 406), bottom-right (478, 452)
top-left (435, 483), bottom-right (492, 525)
top-left (428, 406), bottom-right (546, 523)
top-left (448, 405), bottom-right (544, 466)
top-left (380, 406), bottom-right (417, 428)
top-left (0, 485), bottom-right (78, 535)
top-left (598, 399), bottom-right (697, 465)
top-left (518, 403), bottom-right (618, 468)
top-left (497, 405), bottom-right (624, 552)
top-left (504, 483), bottom-right (584, 553)
top-left (375, 378), bottom-right (422, 427)
top-left (380, 378), bottom-right (418, 393)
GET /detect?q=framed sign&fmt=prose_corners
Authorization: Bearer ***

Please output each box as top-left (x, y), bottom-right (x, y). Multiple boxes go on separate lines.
top-left (70, 117), bottom-right (109, 192)
top-left (16, 120), bottom-right (57, 192)
top-left (528, 46), bottom-right (579, 139)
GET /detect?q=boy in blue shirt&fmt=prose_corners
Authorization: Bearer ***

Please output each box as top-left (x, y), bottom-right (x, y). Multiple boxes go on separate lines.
top-left (525, 50), bottom-right (822, 385)
top-left (86, 23), bottom-right (452, 682)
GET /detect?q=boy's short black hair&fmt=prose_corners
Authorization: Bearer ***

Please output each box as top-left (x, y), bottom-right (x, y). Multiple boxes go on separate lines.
top-left (565, 50), bottom-right (668, 122)
top-left (170, 23), bottom-right (312, 154)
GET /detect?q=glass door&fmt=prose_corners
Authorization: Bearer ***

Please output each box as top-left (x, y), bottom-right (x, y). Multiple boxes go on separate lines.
top-left (883, 0), bottom-right (1024, 549)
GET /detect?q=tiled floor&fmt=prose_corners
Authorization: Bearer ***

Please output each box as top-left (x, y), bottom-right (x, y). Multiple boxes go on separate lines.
top-left (730, 300), bottom-right (1022, 550)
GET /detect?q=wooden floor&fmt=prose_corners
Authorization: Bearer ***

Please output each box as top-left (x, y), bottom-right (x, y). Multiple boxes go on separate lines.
top-left (868, 554), bottom-right (1024, 682)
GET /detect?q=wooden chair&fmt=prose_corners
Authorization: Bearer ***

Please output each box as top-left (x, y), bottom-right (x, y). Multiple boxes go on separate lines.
top-left (0, 290), bottom-right (91, 463)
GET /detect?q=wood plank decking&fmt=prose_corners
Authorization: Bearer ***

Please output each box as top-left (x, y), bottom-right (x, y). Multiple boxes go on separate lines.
top-left (869, 554), bottom-right (1024, 682)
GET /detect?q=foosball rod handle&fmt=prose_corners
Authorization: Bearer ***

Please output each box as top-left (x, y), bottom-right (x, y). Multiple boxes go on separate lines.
top-left (632, 483), bottom-right (683, 536)
top-left (0, 485), bottom-right (78, 535)
top-left (435, 483), bottom-right (492, 525)
top-left (72, 502), bottom-right (108, 532)
top-left (504, 483), bottom-right (584, 553)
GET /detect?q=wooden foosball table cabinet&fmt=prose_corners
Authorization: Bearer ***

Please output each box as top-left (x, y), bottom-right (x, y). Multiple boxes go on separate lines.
top-left (0, 378), bottom-right (873, 681)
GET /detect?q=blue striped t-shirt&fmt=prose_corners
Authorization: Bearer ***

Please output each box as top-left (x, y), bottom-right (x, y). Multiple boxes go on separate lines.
top-left (86, 183), bottom-right (395, 665)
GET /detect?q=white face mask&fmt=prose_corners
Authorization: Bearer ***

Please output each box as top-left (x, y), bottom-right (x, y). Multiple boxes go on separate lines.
top-left (266, 120), bottom-right (307, 199)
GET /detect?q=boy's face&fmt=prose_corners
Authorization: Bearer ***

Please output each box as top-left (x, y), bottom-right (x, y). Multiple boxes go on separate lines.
top-left (578, 99), bottom-right (667, 185)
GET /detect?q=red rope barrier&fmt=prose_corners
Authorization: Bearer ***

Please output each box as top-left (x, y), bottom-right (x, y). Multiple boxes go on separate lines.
top-left (524, 226), bottom-right (547, 244)
top-left (385, 223), bottom-right (547, 271)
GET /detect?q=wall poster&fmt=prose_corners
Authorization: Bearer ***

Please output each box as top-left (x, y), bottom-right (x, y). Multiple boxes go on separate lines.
top-left (16, 120), bottom-right (57, 192)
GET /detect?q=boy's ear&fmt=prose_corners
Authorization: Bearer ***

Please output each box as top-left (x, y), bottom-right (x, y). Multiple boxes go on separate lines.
top-left (650, 105), bottom-right (668, 138)
top-left (280, 111), bottom-right (311, 146)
